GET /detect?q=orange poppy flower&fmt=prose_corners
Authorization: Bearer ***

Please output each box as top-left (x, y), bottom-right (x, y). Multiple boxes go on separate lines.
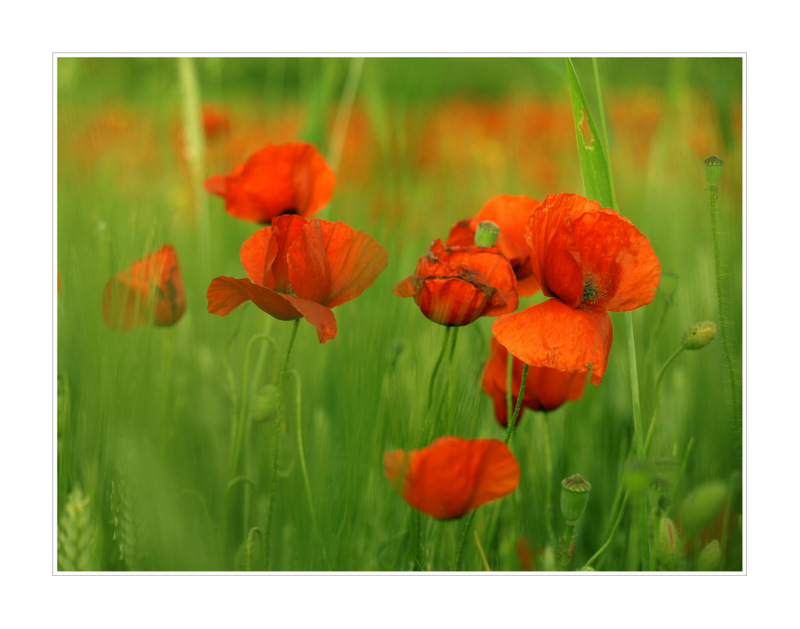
top-left (446, 194), bottom-right (542, 296)
top-left (492, 193), bottom-right (661, 384)
top-left (103, 245), bottom-right (186, 332)
top-left (383, 436), bottom-right (520, 520)
top-left (207, 214), bottom-right (387, 343)
top-left (205, 141), bottom-right (336, 223)
top-left (393, 239), bottom-right (518, 326)
top-left (482, 338), bottom-right (587, 427)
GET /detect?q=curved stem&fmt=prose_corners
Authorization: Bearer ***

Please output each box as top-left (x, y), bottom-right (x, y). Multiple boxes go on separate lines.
top-left (264, 319), bottom-right (300, 570)
top-left (424, 326), bottom-right (452, 443)
top-left (455, 510), bottom-right (477, 570)
top-left (582, 492), bottom-right (629, 569)
top-left (505, 364), bottom-right (528, 445)
top-left (644, 346), bottom-right (684, 455)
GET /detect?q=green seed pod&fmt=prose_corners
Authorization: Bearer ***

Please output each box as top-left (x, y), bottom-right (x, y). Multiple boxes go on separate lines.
top-left (474, 220), bottom-right (500, 247)
top-left (251, 384), bottom-right (280, 422)
top-left (657, 517), bottom-right (681, 570)
top-left (697, 539), bottom-right (723, 571)
top-left (704, 155), bottom-right (724, 186)
top-left (682, 321), bottom-right (716, 350)
top-left (560, 473), bottom-right (592, 523)
top-left (679, 480), bottom-right (728, 538)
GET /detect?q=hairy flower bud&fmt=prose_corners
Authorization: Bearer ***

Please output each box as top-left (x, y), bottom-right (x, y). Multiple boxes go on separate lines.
top-left (682, 321), bottom-right (716, 350)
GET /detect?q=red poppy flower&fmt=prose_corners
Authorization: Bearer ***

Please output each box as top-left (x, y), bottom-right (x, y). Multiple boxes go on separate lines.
top-left (205, 141), bottom-right (336, 223)
top-left (383, 436), bottom-right (520, 520)
top-left (393, 239), bottom-right (518, 326)
top-left (103, 245), bottom-right (186, 331)
top-left (492, 193), bottom-right (661, 384)
top-left (207, 214), bottom-right (387, 343)
top-left (482, 338), bottom-right (587, 427)
top-left (446, 194), bottom-right (542, 296)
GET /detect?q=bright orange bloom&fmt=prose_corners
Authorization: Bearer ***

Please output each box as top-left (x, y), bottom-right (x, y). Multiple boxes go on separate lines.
top-left (384, 436), bottom-right (520, 520)
top-left (393, 239), bottom-right (518, 326)
top-left (447, 194), bottom-right (542, 296)
top-left (205, 141), bottom-right (336, 223)
top-left (207, 214), bottom-right (387, 343)
top-left (492, 193), bottom-right (661, 384)
top-left (103, 245), bottom-right (186, 331)
top-left (482, 338), bottom-right (587, 427)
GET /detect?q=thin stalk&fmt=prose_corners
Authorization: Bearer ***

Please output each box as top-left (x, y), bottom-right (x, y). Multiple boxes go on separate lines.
top-left (644, 346), bottom-right (684, 455)
top-left (423, 326), bottom-right (452, 443)
top-left (582, 492), bottom-right (629, 569)
top-left (455, 510), bottom-right (477, 570)
top-left (592, 58), bottom-right (618, 209)
top-left (541, 412), bottom-right (556, 549)
top-left (559, 522), bottom-right (577, 570)
top-left (264, 319), bottom-right (301, 570)
top-left (708, 181), bottom-right (739, 421)
top-left (505, 364), bottom-right (528, 445)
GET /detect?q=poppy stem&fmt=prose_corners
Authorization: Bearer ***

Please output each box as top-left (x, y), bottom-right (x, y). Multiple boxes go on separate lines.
top-left (504, 364), bottom-right (528, 445)
top-left (424, 326), bottom-right (453, 443)
top-left (264, 319), bottom-right (301, 570)
top-left (541, 412), bottom-right (556, 549)
top-left (455, 510), bottom-right (477, 570)
top-left (644, 346), bottom-right (684, 455)
top-left (558, 521), bottom-right (576, 570)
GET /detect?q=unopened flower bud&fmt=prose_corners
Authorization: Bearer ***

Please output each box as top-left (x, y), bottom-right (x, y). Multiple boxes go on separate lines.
top-left (657, 517), bottom-right (681, 570)
top-left (682, 321), bottom-right (716, 350)
top-left (251, 384), bottom-right (280, 422)
top-left (679, 480), bottom-right (728, 538)
top-left (560, 473), bottom-right (592, 523)
top-left (474, 221), bottom-right (500, 247)
top-left (697, 539), bottom-right (723, 571)
top-left (704, 155), bottom-right (724, 187)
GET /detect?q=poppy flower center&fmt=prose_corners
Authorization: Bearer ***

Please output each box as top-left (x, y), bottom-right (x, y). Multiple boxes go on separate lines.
top-left (582, 272), bottom-right (601, 304)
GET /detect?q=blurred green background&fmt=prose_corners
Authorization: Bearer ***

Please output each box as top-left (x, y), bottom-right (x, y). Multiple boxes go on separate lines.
top-left (56, 56), bottom-right (742, 571)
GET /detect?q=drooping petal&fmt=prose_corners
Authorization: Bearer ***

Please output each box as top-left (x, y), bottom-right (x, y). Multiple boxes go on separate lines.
top-left (405, 276), bottom-right (498, 326)
top-left (482, 338), bottom-right (587, 426)
top-left (492, 299), bottom-right (613, 385)
top-left (383, 437), bottom-right (520, 520)
top-left (281, 293), bottom-right (338, 343)
top-left (206, 276), bottom-right (301, 320)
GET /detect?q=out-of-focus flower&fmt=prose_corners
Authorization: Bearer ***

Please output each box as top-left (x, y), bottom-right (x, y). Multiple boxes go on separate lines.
top-left (492, 193), bottom-right (660, 384)
top-left (205, 141), bottom-right (336, 223)
top-left (207, 214), bottom-right (387, 343)
top-left (482, 338), bottom-right (587, 427)
top-left (393, 239), bottom-right (518, 326)
top-left (103, 245), bottom-right (186, 331)
top-left (383, 436), bottom-right (520, 519)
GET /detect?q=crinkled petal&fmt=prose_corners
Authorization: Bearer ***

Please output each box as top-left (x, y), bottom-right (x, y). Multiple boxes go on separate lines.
top-left (492, 299), bottom-right (613, 384)
top-left (206, 276), bottom-right (301, 320)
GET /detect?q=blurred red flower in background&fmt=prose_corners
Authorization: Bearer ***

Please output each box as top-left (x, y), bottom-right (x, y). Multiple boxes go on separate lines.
top-left (383, 436), bottom-right (520, 520)
top-left (103, 245), bottom-right (186, 331)
top-left (482, 338), bottom-right (587, 427)
top-left (207, 214), bottom-right (387, 343)
top-left (447, 194), bottom-right (542, 296)
top-left (205, 141), bottom-right (336, 223)
top-left (393, 239), bottom-right (518, 326)
top-left (492, 193), bottom-right (660, 384)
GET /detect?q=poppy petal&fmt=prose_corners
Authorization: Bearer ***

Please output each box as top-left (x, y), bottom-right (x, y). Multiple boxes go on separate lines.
top-left (206, 276), bottom-right (301, 320)
top-left (384, 437), bottom-right (520, 520)
top-left (239, 225), bottom-right (273, 286)
top-left (492, 299), bottom-right (613, 384)
top-left (281, 294), bottom-right (338, 343)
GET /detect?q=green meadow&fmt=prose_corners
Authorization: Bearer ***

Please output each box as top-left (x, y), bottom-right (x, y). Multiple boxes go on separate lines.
top-left (55, 56), bottom-right (743, 572)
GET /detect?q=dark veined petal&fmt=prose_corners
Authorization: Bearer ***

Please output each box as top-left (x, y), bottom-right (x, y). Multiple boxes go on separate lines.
top-left (384, 437), bottom-right (520, 520)
top-left (492, 299), bottom-right (613, 385)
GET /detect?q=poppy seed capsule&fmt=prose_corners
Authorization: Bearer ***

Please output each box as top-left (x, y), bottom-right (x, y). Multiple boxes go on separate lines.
top-left (704, 155), bottom-right (724, 186)
top-left (474, 220), bottom-right (501, 247)
top-left (682, 321), bottom-right (717, 350)
top-left (560, 473), bottom-right (592, 523)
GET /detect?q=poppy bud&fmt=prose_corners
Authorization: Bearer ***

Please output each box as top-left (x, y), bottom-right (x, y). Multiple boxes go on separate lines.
top-left (682, 321), bottom-right (717, 350)
top-left (251, 384), bottom-right (280, 422)
top-left (657, 517), bottom-right (681, 570)
top-left (678, 480), bottom-right (728, 538)
top-left (704, 155), bottom-right (724, 187)
top-left (696, 539), bottom-right (723, 571)
top-left (560, 473), bottom-right (592, 523)
top-left (474, 220), bottom-right (500, 247)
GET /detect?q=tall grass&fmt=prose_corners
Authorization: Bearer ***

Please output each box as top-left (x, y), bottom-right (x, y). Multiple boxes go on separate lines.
top-left (56, 56), bottom-right (743, 571)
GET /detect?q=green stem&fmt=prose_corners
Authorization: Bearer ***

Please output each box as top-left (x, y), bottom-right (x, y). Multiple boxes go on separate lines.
top-left (424, 326), bottom-right (452, 443)
top-left (582, 492), bottom-right (629, 570)
top-left (504, 364), bottom-right (528, 445)
top-left (708, 182), bottom-right (740, 423)
top-left (644, 346), bottom-right (684, 455)
top-left (455, 510), bottom-right (477, 570)
top-left (542, 412), bottom-right (556, 549)
top-left (592, 58), bottom-right (618, 210)
top-left (264, 319), bottom-right (301, 570)
top-left (559, 522), bottom-right (577, 570)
